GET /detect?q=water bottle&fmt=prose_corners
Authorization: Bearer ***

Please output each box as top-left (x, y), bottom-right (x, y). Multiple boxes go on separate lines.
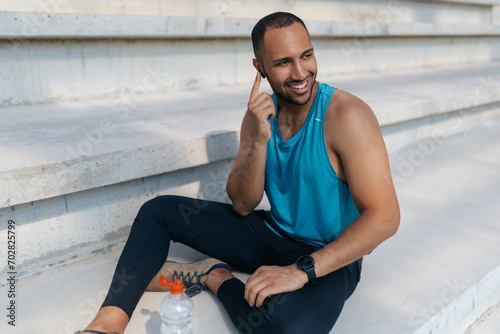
top-left (159, 277), bottom-right (194, 334)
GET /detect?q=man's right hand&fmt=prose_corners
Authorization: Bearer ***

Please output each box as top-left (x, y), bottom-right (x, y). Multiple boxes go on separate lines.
top-left (247, 71), bottom-right (276, 145)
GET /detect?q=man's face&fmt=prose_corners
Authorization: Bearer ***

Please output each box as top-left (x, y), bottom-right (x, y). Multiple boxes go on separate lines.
top-left (259, 23), bottom-right (317, 107)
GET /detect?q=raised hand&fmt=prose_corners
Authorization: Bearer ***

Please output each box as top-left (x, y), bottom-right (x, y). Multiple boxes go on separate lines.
top-left (247, 71), bottom-right (276, 145)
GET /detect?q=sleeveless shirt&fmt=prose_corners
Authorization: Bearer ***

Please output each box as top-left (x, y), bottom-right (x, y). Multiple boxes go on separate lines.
top-left (264, 82), bottom-right (360, 247)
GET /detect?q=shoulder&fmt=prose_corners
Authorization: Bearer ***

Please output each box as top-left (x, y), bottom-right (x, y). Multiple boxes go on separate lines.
top-left (324, 89), bottom-right (381, 153)
top-left (326, 89), bottom-right (375, 124)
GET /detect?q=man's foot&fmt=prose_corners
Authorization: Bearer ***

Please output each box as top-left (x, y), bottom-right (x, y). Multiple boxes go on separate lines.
top-left (147, 257), bottom-right (231, 296)
top-left (79, 306), bottom-right (128, 334)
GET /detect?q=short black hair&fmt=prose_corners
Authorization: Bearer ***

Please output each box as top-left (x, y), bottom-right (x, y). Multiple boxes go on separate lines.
top-left (251, 12), bottom-right (309, 63)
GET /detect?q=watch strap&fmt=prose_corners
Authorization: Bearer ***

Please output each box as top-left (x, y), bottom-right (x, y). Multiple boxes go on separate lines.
top-left (305, 267), bottom-right (316, 284)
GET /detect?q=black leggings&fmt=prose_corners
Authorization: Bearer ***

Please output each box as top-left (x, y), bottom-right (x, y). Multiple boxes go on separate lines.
top-left (101, 195), bottom-right (361, 334)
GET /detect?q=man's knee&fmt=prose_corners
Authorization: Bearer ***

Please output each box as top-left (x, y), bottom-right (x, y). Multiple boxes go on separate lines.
top-left (134, 195), bottom-right (179, 229)
top-left (135, 195), bottom-right (208, 230)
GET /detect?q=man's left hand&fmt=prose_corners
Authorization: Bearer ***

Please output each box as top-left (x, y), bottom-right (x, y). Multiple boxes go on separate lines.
top-left (244, 264), bottom-right (309, 307)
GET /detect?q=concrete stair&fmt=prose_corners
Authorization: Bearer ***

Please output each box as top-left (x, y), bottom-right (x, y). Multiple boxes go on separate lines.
top-left (1, 122), bottom-right (499, 334)
top-left (1, 1), bottom-right (500, 107)
top-left (1, 0), bottom-right (500, 333)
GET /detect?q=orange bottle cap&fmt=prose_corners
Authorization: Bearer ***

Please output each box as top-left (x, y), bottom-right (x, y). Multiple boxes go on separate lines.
top-left (158, 276), bottom-right (172, 288)
top-left (170, 279), bottom-right (184, 295)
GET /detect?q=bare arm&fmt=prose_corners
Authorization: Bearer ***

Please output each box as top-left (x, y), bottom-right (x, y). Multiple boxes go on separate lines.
top-left (226, 72), bottom-right (276, 216)
top-left (311, 91), bottom-right (400, 277)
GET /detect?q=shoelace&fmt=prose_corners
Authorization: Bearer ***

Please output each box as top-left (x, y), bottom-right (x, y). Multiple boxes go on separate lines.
top-left (172, 270), bottom-right (204, 297)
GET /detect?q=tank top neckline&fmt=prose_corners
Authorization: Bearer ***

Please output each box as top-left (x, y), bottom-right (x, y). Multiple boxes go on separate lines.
top-left (272, 82), bottom-right (323, 147)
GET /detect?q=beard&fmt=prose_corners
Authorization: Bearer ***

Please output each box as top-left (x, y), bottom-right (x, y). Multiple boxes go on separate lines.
top-left (266, 73), bottom-right (316, 107)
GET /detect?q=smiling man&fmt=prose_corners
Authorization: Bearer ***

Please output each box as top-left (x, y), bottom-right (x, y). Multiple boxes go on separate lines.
top-left (78, 12), bottom-right (399, 334)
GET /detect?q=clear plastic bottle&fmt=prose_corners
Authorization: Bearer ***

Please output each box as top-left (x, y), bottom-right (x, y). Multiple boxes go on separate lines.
top-left (159, 277), bottom-right (194, 334)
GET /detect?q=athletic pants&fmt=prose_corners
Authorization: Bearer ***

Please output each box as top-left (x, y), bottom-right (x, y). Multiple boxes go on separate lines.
top-left (101, 195), bottom-right (362, 334)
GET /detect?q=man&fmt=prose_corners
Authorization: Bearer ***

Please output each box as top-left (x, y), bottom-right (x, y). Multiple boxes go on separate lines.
top-left (78, 12), bottom-right (399, 334)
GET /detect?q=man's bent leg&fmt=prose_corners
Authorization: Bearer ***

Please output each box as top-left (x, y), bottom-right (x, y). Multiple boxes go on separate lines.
top-left (90, 195), bottom-right (291, 330)
top-left (217, 261), bottom-right (360, 334)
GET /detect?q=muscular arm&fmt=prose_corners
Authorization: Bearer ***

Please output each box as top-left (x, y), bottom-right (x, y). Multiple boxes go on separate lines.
top-left (226, 72), bottom-right (276, 216)
top-left (226, 113), bottom-right (268, 215)
top-left (311, 90), bottom-right (400, 277)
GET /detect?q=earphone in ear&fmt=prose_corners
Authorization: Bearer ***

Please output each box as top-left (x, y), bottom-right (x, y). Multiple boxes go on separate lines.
top-left (259, 70), bottom-right (266, 79)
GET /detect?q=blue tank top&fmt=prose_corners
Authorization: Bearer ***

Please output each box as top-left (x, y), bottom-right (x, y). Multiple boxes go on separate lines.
top-left (264, 82), bottom-right (360, 247)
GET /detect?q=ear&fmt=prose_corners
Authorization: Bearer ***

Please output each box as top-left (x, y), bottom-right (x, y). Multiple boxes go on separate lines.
top-left (252, 59), bottom-right (266, 79)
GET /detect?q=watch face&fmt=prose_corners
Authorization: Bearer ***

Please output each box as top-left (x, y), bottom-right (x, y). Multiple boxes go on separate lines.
top-left (298, 255), bottom-right (314, 270)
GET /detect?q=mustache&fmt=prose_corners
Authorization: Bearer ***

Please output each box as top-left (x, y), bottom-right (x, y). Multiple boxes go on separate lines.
top-left (285, 75), bottom-right (312, 85)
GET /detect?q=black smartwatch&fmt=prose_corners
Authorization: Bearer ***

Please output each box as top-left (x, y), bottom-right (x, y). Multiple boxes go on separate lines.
top-left (296, 255), bottom-right (316, 284)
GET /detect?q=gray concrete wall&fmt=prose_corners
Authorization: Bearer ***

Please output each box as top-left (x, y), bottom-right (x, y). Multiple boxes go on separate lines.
top-left (0, 158), bottom-right (235, 278)
top-left (2, 34), bottom-right (499, 107)
top-left (1, 0), bottom-right (496, 22)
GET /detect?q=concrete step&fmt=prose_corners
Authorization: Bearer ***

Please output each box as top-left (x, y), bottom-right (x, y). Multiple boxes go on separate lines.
top-left (1, 61), bottom-right (500, 280)
top-left (2, 11), bottom-right (499, 40)
top-left (1, 0), bottom-right (497, 23)
top-left (1, 10), bottom-right (499, 107)
top-left (1, 121), bottom-right (499, 334)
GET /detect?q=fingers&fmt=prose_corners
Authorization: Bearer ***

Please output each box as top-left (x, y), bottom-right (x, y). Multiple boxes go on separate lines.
top-left (250, 286), bottom-right (273, 308)
top-left (245, 266), bottom-right (280, 307)
top-left (248, 93), bottom-right (275, 120)
top-left (245, 267), bottom-right (268, 307)
top-left (244, 268), bottom-right (257, 303)
top-left (268, 101), bottom-right (276, 120)
top-left (246, 71), bottom-right (275, 145)
top-left (249, 71), bottom-right (262, 103)
top-left (245, 265), bottom-right (307, 307)
top-left (253, 94), bottom-right (275, 120)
